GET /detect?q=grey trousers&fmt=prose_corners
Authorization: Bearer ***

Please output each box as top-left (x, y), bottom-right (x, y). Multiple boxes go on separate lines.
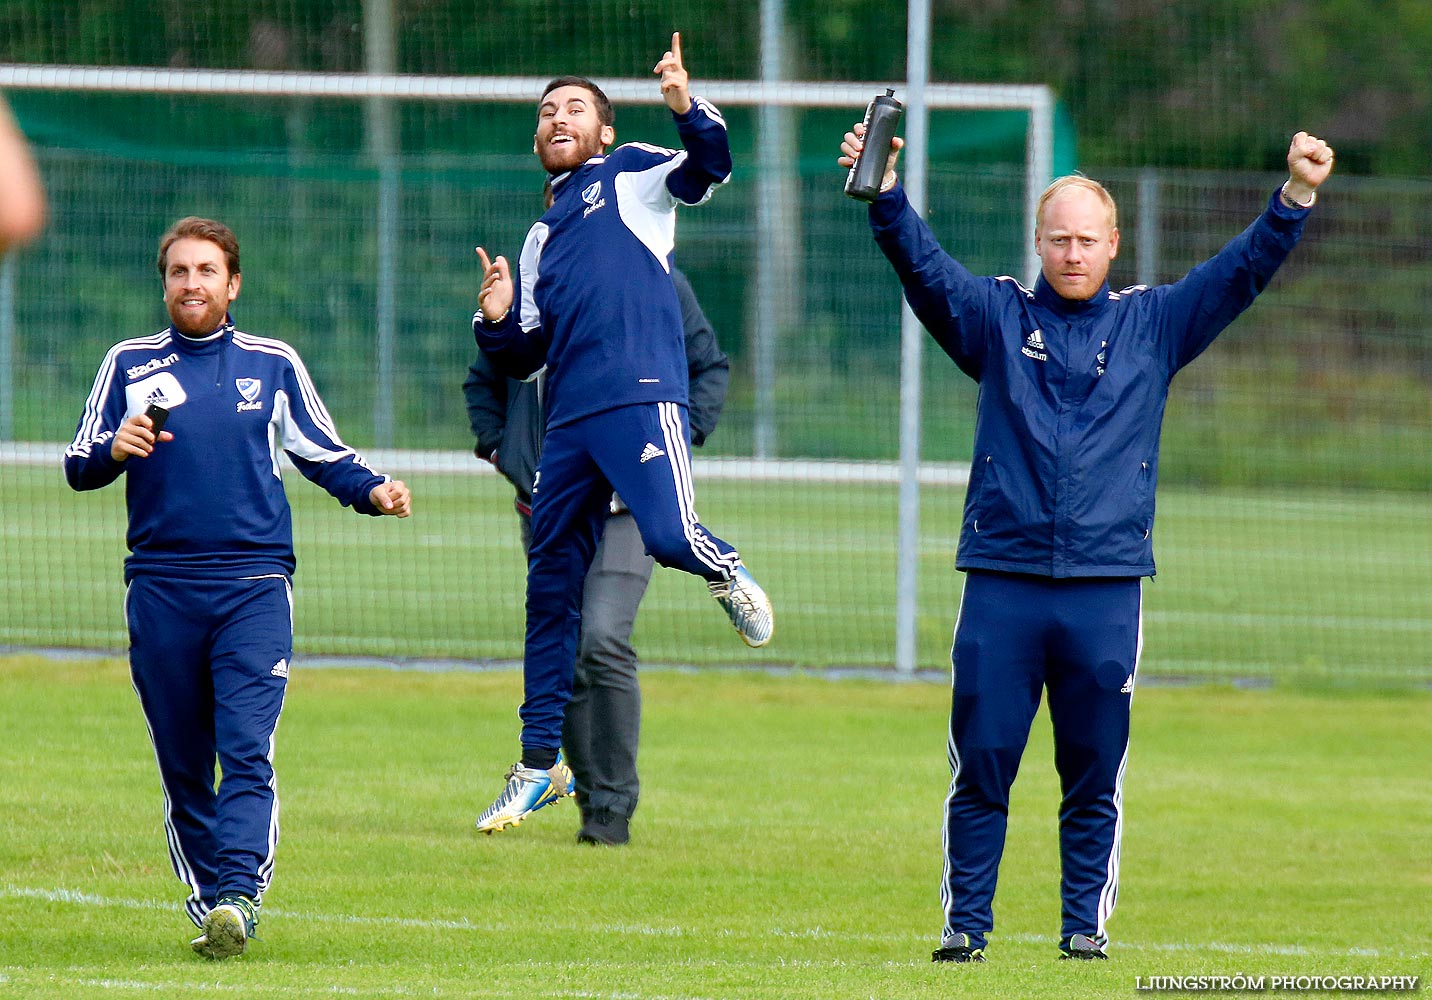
top-left (522, 510), bottom-right (653, 819)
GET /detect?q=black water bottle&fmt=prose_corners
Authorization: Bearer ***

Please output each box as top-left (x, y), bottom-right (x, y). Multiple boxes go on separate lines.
top-left (845, 88), bottom-right (905, 202)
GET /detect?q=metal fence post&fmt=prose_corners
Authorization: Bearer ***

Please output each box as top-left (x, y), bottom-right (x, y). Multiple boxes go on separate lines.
top-left (895, 0), bottom-right (933, 675)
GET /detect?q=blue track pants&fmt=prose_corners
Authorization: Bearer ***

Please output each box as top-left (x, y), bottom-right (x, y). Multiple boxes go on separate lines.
top-left (941, 570), bottom-right (1142, 950)
top-left (520, 401), bottom-right (741, 752)
top-left (126, 574), bottom-right (291, 928)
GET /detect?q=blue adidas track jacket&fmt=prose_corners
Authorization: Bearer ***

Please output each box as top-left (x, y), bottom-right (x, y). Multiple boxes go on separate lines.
top-left (871, 183), bottom-right (1311, 578)
top-left (65, 318), bottom-right (389, 581)
top-left (475, 98), bottom-right (731, 429)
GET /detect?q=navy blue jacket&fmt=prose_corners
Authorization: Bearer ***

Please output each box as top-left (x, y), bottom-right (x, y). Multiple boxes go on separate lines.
top-left (65, 318), bottom-right (389, 581)
top-left (465, 267), bottom-right (729, 514)
top-left (475, 98), bottom-right (731, 429)
top-left (871, 183), bottom-right (1311, 577)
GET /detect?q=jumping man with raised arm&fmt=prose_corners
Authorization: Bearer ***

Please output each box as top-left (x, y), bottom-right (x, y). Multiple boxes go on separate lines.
top-left (471, 33), bottom-right (772, 834)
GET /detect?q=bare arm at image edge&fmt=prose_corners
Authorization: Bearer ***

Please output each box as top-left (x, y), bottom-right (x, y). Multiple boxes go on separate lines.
top-left (0, 95), bottom-right (47, 252)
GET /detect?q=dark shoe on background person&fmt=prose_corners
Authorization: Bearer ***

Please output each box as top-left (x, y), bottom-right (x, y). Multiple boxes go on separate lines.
top-left (1059, 933), bottom-right (1109, 960)
top-left (932, 932), bottom-right (986, 963)
top-left (576, 808), bottom-right (630, 846)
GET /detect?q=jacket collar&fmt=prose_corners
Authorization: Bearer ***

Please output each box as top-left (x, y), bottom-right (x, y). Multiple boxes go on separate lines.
top-left (169, 315), bottom-right (236, 350)
top-left (549, 155), bottom-right (605, 197)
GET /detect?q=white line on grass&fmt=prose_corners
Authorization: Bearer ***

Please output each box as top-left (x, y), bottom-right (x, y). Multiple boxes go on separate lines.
top-left (0, 978), bottom-right (389, 996)
top-left (0, 972), bottom-right (724, 1000)
top-left (1147, 609), bottom-right (1432, 633)
top-left (0, 971), bottom-right (695, 999)
top-left (5, 884), bottom-right (1426, 962)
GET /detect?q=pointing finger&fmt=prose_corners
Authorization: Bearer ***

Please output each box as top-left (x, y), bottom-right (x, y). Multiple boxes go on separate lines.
top-left (671, 31), bottom-right (682, 66)
top-left (475, 246), bottom-right (492, 272)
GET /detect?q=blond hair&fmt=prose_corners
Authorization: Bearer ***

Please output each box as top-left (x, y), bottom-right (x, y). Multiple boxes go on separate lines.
top-left (1035, 175), bottom-right (1117, 233)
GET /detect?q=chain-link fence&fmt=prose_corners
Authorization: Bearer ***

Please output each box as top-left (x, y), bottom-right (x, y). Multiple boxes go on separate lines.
top-left (2, 3), bottom-right (1428, 683)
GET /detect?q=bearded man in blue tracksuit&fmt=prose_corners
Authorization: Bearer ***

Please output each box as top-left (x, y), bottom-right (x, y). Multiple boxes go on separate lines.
top-left (470, 33), bottom-right (773, 834)
top-left (65, 217), bottom-right (412, 959)
top-left (466, 265), bottom-right (729, 847)
top-left (840, 126), bottom-right (1335, 961)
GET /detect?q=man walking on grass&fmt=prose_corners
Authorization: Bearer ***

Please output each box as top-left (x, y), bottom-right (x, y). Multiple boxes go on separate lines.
top-left (65, 217), bottom-right (411, 959)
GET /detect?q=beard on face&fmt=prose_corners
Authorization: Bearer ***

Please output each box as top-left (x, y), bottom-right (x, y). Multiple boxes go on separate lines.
top-left (536, 126), bottom-right (604, 175)
top-left (167, 293), bottom-right (228, 336)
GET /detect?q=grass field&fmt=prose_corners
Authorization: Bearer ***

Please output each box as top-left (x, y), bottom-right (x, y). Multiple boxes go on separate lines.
top-left (1, 655), bottom-right (1428, 999)
top-left (6, 459), bottom-right (1432, 685)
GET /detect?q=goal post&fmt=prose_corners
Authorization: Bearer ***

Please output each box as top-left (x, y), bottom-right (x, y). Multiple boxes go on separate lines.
top-left (0, 62), bottom-right (1057, 673)
top-left (0, 64), bottom-right (1056, 280)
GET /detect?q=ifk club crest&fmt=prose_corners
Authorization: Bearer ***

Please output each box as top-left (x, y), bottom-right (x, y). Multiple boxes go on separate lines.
top-left (235, 378), bottom-right (264, 412)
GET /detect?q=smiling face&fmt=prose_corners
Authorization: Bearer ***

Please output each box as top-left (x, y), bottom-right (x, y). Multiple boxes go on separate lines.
top-left (534, 83), bottom-right (615, 175)
top-left (162, 237), bottom-right (241, 336)
top-left (1035, 184), bottom-right (1120, 301)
